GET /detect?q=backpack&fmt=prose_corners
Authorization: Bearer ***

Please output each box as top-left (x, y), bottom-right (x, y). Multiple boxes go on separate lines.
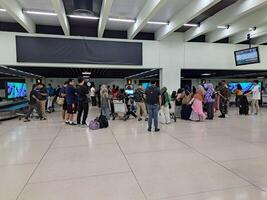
top-left (99, 115), bottom-right (109, 128)
top-left (89, 119), bottom-right (100, 130)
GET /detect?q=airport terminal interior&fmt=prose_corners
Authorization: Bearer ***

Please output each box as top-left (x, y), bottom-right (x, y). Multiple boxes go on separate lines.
top-left (1, 0), bottom-right (267, 199)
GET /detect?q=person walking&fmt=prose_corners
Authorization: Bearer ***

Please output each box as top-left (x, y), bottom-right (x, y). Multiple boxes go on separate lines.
top-left (248, 80), bottom-right (261, 115)
top-left (134, 84), bottom-right (147, 121)
top-left (65, 79), bottom-right (77, 125)
top-left (24, 84), bottom-right (42, 122)
top-left (145, 80), bottom-right (161, 132)
top-left (46, 83), bottom-right (54, 112)
top-left (204, 83), bottom-right (215, 120)
top-left (160, 87), bottom-right (171, 124)
top-left (76, 78), bottom-right (89, 126)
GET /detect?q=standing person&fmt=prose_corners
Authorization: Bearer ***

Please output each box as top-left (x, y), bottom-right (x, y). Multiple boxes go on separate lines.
top-left (76, 78), bottom-right (89, 126)
top-left (24, 84), bottom-right (42, 122)
top-left (65, 79), bottom-right (77, 125)
top-left (96, 85), bottom-right (102, 108)
top-left (134, 84), bottom-right (148, 121)
top-left (46, 83), bottom-right (54, 112)
top-left (204, 83), bottom-right (215, 120)
top-left (235, 84), bottom-right (243, 107)
top-left (181, 89), bottom-right (193, 120)
top-left (217, 81), bottom-right (231, 118)
top-left (37, 83), bottom-right (47, 120)
top-left (248, 80), bottom-right (261, 115)
top-left (175, 89), bottom-right (184, 119)
top-left (145, 80), bottom-right (161, 132)
top-left (190, 85), bottom-right (206, 121)
top-left (59, 82), bottom-right (68, 121)
top-left (160, 87), bottom-right (171, 124)
top-left (100, 85), bottom-right (111, 120)
top-left (90, 84), bottom-right (96, 106)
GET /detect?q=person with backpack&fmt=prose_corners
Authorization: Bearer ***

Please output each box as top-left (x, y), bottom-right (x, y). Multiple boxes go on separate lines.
top-left (134, 84), bottom-right (147, 121)
top-left (145, 80), bottom-right (161, 132)
top-left (217, 80), bottom-right (231, 118)
top-left (160, 87), bottom-right (171, 124)
top-left (204, 83), bottom-right (215, 120)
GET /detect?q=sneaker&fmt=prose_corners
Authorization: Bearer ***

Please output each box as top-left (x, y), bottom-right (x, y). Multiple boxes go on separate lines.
top-left (69, 122), bottom-right (77, 126)
top-left (24, 119), bottom-right (30, 122)
top-left (138, 118), bottom-right (142, 121)
top-left (41, 117), bottom-right (47, 120)
top-left (155, 128), bottom-right (160, 132)
top-left (147, 128), bottom-right (152, 132)
top-left (65, 121), bottom-right (69, 124)
top-left (218, 115), bottom-right (225, 118)
top-left (80, 124), bottom-right (87, 128)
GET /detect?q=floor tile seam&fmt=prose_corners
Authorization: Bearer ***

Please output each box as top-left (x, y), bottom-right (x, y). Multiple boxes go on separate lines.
top-left (27, 170), bottom-right (131, 185)
top-left (0, 162), bottom-right (38, 168)
top-left (167, 133), bottom-right (267, 194)
top-left (153, 185), bottom-right (266, 200)
top-left (123, 147), bottom-right (192, 156)
top-left (15, 124), bottom-right (64, 200)
top-left (111, 129), bottom-right (148, 200)
top-left (49, 142), bottom-right (117, 149)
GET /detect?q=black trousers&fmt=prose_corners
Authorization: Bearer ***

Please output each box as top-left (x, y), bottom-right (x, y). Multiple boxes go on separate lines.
top-left (77, 101), bottom-right (89, 124)
top-left (206, 102), bottom-right (214, 119)
top-left (91, 96), bottom-right (97, 106)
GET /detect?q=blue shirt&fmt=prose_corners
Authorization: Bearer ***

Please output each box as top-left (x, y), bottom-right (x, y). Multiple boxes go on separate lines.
top-left (66, 85), bottom-right (76, 105)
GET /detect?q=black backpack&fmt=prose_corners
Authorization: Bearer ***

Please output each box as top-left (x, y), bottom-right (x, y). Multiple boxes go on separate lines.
top-left (99, 115), bottom-right (109, 128)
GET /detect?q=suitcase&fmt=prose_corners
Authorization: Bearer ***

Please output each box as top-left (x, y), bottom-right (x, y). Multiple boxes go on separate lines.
top-left (239, 96), bottom-right (249, 115)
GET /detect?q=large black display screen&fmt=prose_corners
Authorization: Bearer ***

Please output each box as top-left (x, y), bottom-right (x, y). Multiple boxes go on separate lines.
top-left (234, 47), bottom-right (260, 66)
top-left (16, 36), bottom-right (143, 65)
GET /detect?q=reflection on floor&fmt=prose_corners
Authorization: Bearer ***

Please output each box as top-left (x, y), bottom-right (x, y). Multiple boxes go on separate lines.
top-left (1, 107), bottom-right (267, 200)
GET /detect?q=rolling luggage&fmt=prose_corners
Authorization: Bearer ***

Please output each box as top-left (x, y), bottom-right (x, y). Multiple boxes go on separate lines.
top-left (239, 96), bottom-right (249, 115)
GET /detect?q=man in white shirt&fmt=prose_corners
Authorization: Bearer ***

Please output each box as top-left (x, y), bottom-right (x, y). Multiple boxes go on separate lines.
top-left (250, 80), bottom-right (261, 115)
top-left (90, 85), bottom-right (96, 106)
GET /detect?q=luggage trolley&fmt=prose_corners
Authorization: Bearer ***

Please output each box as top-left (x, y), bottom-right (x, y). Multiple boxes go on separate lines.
top-left (112, 100), bottom-right (127, 120)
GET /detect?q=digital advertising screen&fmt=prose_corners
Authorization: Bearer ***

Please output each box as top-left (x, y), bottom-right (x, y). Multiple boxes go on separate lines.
top-left (234, 47), bottom-right (260, 66)
top-left (6, 82), bottom-right (27, 99)
top-left (228, 82), bottom-right (261, 94)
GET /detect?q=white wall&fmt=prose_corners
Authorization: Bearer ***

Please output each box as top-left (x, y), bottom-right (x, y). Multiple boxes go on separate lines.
top-left (1, 31), bottom-right (267, 93)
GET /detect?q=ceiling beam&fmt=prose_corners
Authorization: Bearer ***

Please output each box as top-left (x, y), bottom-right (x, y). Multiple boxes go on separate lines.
top-left (98, 0), bottom-right (113, 38)
top-left (251, 34), bottom-right (267, 44)
top-left (229, 24), bottom-right (267, 44)
top-left (206, 6), bottom-right (267, 43)
top-left (185, 0), bottom-right (267, 42)
top-left (155, 0), bottom-right (221, 41)
top-left (0, 0), bottom-right (35, 33)
top-left (51, 0), bottom-right (70, 36)
top-left (127, 0), bottom-right (167, 40)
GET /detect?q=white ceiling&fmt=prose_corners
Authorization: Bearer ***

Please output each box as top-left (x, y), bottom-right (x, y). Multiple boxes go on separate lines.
top-left (151, 0), bottom-right (194, 22)
top-left (0, 10), bottom-right (16, 23)
top-left (18, 0), bottom-right (54, 11)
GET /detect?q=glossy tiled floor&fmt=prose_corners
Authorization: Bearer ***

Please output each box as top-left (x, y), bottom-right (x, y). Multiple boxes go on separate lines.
top-left (1, 107), bottom-right (267, 200)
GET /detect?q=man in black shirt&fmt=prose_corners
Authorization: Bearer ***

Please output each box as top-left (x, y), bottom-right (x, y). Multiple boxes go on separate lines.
top-left (145, 80), bottom-right (161, 132)
top-left (76, 77), bottom-right (89, 126)
top-left (24, 84), bottom-right (42, 122)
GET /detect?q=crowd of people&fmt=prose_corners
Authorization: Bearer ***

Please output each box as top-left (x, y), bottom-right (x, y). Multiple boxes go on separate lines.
top-left (24, 78), bottom-right (262, 132)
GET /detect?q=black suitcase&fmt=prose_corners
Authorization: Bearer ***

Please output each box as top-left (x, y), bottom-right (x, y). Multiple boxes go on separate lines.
top-left (239, 96), bottom-right (249, 115)
top-left (181, 105), bottom-right (192, 120)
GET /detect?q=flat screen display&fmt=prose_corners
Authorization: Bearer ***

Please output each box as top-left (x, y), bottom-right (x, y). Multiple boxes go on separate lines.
top-left (228, 82), bottom-right (261, 94)
top-left (6, 82), bottom-right (27, 99)
top-left (142, 83), bottom-right (151, 90)
top-left (234, 47), bottom-right (260, 66)
top-left (125, 90), bottom-right (134, 95)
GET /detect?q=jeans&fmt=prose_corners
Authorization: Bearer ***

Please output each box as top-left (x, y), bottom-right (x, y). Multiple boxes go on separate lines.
top-left (77, 101), bottom-right (89, 124)
top-left (101, 107), bottom-right (110, 120)
top-left (25, 103), bottom-right (42, 119)
top-left (147, 104), bottom-right (159, 129)
top-left (47, 96), bottom-right (54, 110)
top-left (206, 102), bottom-right (214, 119)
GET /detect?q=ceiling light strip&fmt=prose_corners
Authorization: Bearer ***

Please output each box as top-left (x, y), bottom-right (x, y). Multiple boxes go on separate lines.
top-left (68, 15), bottom-right (99, 20)
top-left (108, 18), bottom-right (135, 23)
top-left (24, 10), bottom-right (57, 16)
top-left (184, 23), bottom-right (199, 27)
top-left (0, 8), bottom-right (6, 12)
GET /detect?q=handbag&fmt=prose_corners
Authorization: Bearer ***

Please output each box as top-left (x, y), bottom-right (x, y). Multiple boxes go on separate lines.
top-left (56, 97), bottom-right (64, 105)
top-left (89, 119), bottom-right (100, 130)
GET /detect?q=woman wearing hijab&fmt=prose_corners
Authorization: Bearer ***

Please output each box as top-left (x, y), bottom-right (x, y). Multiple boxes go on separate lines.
top-left (189, 85), bottom-right (206, 121)
top-left (204, 83), bottom-right (215, 120)
top-left (100, 85), bottom-right (111, 120)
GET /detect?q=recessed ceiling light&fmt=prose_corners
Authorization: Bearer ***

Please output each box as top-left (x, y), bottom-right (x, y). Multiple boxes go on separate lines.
top-left (68, 15), bottom-right (99, 20)
top-left (82, 72), bottom-right (92, 75)
top-left (201, 73), bottom-right (211, 76)
top-left (0, 8), bottom-right (6, 12)
top-left (108, 18), bottom-right (135, 23)
top-left (24, 10), bottom-right (57, 16)
top-left (184, 23), bottom-right (199, 27)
